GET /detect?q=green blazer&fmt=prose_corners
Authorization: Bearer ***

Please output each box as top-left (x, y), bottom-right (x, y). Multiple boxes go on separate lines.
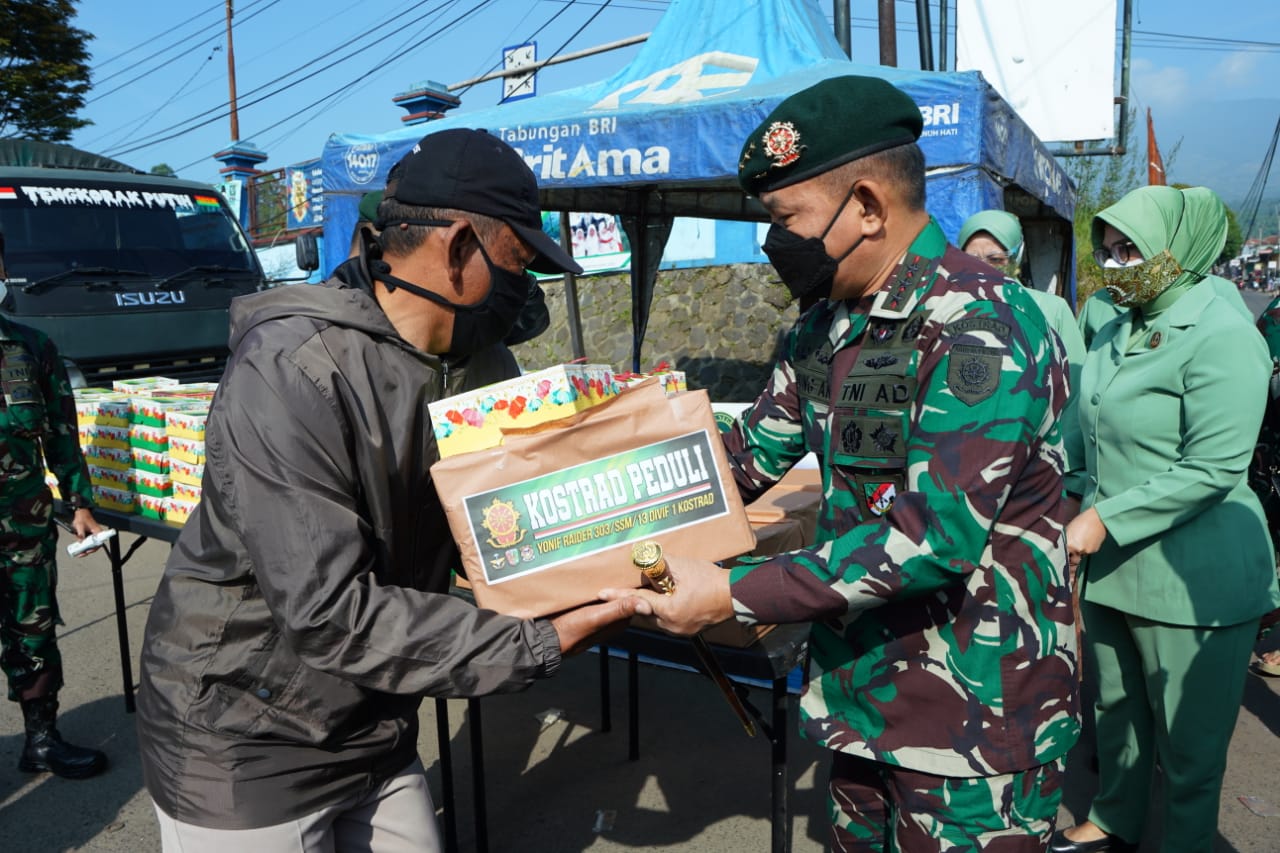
top-left (1078, 278), bottom-right (1280, 627)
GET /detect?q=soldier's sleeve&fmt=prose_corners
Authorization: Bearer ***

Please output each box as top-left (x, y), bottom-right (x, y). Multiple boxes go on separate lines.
top-left (1257, 295), bottom-right (1280, 360)
top-left (36, 334), bottom-right (94, 508)
top-left (730, 299), bottom-right (1063, 625)
top-left (1094, 312), bottom-right (1269, 546)
top-left (722, 322), bottom-right (812, 504)
top-left (1052, 309), bottom-right (1089, 498)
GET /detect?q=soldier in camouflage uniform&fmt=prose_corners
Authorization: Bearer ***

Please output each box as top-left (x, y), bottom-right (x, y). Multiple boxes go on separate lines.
top-left (1, 314), bottom-right (108, 778)
top-left (602, 75), bottom-right (1078, 851)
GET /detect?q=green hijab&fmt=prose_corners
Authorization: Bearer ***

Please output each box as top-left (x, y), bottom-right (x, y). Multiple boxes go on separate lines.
top-left (1091, 185), bottom-right (1227, 309)
top-left (958, 209), bottom-right (1023, 257)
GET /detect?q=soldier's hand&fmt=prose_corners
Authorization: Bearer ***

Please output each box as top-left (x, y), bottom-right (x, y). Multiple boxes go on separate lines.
top-left (598, 554), bottom-right (733, 636)
top-left (71, 508), bottom-right (104, 539)
top-left (549, 597), bottom-right (643, 657)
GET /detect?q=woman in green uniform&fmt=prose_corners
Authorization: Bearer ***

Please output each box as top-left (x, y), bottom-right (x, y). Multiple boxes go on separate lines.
top-left (1053, 185), bottom-right (1280, 852)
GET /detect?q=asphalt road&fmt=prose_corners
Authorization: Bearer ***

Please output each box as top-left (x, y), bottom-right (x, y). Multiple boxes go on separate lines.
top-left (1, 286), bottom-right (1278, 852)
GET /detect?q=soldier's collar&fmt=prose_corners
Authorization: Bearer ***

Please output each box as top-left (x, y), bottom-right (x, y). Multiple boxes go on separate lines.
top-left (868, 219), bottom-right (945, 320)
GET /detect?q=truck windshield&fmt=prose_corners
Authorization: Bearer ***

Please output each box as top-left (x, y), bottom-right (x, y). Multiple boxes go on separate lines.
top-left (0, 180), bottom-right (258, 283)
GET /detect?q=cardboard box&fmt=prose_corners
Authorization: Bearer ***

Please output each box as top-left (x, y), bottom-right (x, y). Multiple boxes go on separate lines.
top-left (169, 436), bottom-right (206, 465)
top-left (88, 465), bottom-right (134, 491)
top-left (431, 382), bottom-right (756, 618)
top-left (112, 377), bottom-right (180, 396)
top-left (75, 392), bottom-right (132, 427)
top-left (128, 424), bottom-right (168, 453)
top-left (131, 447), bottom-right (170, 475)
top-left (92, 485), bottom-right (136, 514)
top-left (137, 493), bottom-right (167, 520)
top-left (428, 363), bottom-right (619, 458)
top-left (79, 424), bottom-right (130, 450)
top-left (165, 497), bottom-right (199, 524)
top-left (166, 409), bottom-right (209, 441)
top-left (170, 458), bottom-right (204, 487)
top-left (129, 396), bottom-right (207, 428)
top-left (132, 468), bottom-right (171, 498)
top-left (84, 445), bottom-right (132, 471)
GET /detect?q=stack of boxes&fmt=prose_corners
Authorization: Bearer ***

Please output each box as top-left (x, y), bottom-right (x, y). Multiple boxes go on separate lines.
top-left (62, 377), bottom-right (213, 524)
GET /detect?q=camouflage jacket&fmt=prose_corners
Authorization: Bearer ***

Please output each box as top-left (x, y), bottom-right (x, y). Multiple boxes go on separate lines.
top-left (0, 316), bottom-right (93, 507)
top-left (725, 220), bottom-right (1079, 777)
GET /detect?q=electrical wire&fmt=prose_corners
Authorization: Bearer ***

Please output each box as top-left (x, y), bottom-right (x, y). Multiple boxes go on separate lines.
top-left (107, 0), bottom-right (468, 157)
top-left (90, 1), bottom-right (223, 71)
top-left (89, 0), bottom-right (284, 103)
top-left (124, 0), bottom-right (496, 161)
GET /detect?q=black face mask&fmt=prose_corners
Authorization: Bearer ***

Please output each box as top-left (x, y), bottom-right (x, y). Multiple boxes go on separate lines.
top-left (762, 182), bottom-right (864, 301)
top-left (370, 238), bottom-right (533, 357)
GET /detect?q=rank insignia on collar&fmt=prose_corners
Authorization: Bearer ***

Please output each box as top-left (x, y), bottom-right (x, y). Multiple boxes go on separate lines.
top-left (763, 122), bottom-right (804, 169)
top-left (1149, 331), bottom-right (1162, 349)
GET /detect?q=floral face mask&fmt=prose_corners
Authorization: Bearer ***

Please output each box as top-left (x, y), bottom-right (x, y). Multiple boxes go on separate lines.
top-left (1100, 250), bottom-right (1184, 307)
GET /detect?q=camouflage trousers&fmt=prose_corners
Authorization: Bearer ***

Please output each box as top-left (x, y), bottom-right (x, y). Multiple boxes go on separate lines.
top-left (0, 480), bottom-right (63, 701)
top-left (829, 753), bottom-right (1063, 852)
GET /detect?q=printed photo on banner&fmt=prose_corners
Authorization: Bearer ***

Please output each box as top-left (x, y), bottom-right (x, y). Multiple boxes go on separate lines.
top-left (536, 211), bottom-right (631, 277)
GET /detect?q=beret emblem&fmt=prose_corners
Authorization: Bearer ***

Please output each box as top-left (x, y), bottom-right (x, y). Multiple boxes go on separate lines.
top-left (763, 121), bottom-right (804, 170)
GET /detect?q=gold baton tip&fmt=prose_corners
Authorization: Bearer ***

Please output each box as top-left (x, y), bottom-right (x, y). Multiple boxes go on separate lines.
top-left (631, 540), bottom-right (675, 593)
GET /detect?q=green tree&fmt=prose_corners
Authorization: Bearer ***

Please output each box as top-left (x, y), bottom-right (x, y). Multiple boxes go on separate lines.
top-left (0, 0), bottom-right (93, 142)
top-left (149, 163), bottom-right (177, 177)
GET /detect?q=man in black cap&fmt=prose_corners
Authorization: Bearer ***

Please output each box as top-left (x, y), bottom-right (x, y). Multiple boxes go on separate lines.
top-left (601, 76), bottom-right (1078, 850)
top-left (136, 128), bottom-right (638, 851)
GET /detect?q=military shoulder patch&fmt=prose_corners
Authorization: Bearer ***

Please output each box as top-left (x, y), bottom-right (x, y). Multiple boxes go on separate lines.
top-left (947, 343), bottom-right (1002, 406)
top-left (943, 317), bottom-right (1011, 342)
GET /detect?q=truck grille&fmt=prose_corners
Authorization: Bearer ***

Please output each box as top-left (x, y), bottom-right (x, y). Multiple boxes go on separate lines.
top-left (73, 351), bottom-right (228, 389)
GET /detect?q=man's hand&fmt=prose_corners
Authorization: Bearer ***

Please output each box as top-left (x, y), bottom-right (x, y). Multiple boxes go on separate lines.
top-left (549, 598), bottom-right (643, 657)
top-left (1065, 507), bottom-right (1108, 580)
top-left (70, 508), bottom-right (104, 540)
top-left (598, 554), bottom-right (733, 636)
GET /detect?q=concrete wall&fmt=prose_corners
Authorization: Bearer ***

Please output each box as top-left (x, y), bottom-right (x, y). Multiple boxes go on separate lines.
top-left (511, 263), bottom-right (799, 403)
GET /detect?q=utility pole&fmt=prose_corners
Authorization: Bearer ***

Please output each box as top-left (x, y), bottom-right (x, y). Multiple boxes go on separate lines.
top-left (915, 0), bottom-right (934, 71)
top-left (878, 0), bottom-right (897, 66)
top-left (938, 0), bottom-right (948, 71)
top-left (225, 0), bottom-right (240, 141)
top-left (833, 0), bottom-right (851, 58)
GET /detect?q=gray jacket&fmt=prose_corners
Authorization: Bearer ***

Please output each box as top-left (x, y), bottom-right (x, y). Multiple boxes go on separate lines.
top-left (137, 262), bottom-right (560, 828)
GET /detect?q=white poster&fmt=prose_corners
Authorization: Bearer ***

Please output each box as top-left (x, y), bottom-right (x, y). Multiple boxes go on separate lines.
top-left (956, 0), bottom-right (1117, 143)
top-left (217, 178), bottom-right (244, 219)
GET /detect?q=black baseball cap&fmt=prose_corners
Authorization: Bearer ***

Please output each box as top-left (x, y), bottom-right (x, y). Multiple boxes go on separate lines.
top-left (382, 128), bottom-right (582, 275)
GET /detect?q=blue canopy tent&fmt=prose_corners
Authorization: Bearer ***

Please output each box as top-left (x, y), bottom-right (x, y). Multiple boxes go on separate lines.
top-left (321, 0), bottom-right (1076, 369)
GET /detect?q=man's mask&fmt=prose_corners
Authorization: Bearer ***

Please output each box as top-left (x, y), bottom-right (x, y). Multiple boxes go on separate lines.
top-left (762, 183), bottom-right (863, 301)
top-left (370, 239), bottom-right (532, 356)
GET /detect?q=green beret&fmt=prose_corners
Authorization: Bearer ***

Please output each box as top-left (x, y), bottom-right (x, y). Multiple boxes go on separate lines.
top-left (958, 210), bottom-right (1023, 255)
top-left (738, 75), bottom-right (923, 194)
top-left (358, 190), bottom-right (383, 224)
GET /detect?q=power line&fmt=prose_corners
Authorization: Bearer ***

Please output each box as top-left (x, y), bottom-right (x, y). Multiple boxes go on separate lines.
top-left (122, 0), bottom-right (497, 161)
top-left (90, 0), bottom-right (283, 103)
top-left (89, 1), bottom-right (223, 72)
top-left (107, 0), bottom-right (467, 157)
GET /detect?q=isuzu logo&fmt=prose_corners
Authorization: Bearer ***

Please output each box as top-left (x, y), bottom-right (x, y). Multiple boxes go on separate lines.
top-left (114, 291), bottom-right (186, 307)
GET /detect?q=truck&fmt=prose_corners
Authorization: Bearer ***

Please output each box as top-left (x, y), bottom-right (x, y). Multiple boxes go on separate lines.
top-left (0, 140), bottom-right (268, 386)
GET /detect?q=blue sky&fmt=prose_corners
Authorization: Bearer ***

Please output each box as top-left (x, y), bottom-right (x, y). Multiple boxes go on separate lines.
top-left (69, 0), bottom-right (1280, 205)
